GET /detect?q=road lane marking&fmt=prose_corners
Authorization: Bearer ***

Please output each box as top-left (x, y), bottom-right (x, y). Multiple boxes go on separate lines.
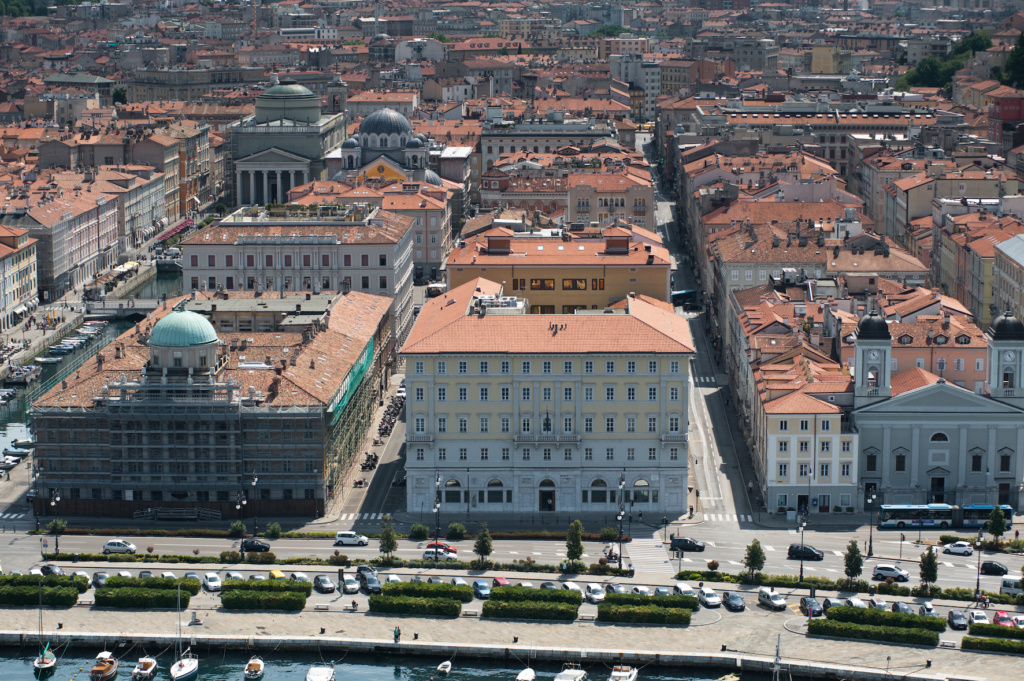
top-left (763, 545), bottom-right (775, 551)
top-left (832, 550), bottom-right (843, 556)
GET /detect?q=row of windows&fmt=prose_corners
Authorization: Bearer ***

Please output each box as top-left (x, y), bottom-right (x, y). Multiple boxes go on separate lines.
top-left (414, 359), bottom-right (681, 375)
top-left (777, 493), bottom-right (854, 509)
top-left (778, 462), bottom-right (852, 478)
top-left (53, 488), bottom-right (311, 502)
top-left (188, 253), bottom-right (386, 268)
top-left (863, 452), bottom-right (1014, 473)
top-left (778, 419), bottom-right (834, 432)
top-left (190, 274), bottom-right (385, 292)
top-left (414, 414), bottom-right (681, 435)
top-left (778, 440), bottom-right (851, 453)
top-left (415, 446), bottom-right (681, 462)
top-left (424, 385), bottom-right (681, 402)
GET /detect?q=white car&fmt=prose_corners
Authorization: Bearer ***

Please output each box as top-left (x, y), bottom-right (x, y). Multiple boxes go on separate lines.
top-left (451, 577), bottom-right (468, 586)
top-left (202, 573), bottom-right (222, 592)
top-left (102, 539), bottom-right (137, 555)
top-left (519, 581), bottom-right (534, 589)
top-left (698, 587), bottom-right (722, 608)
top-left (342, 577), bottom-right (360, 594)
top-left (385, 574), bottom-right (402, 583)
top-left (116, 570), bottom-right (132, 578)
top-left (968, 610), bottom-right (989, 624)
top-left (631, 585), bottom-right (652, 596)
top-left (422, 548), bottom-right (457, 561)
top-left (584, 583), bottom-right (606, 604)
top-left (160, 572), bottom-right (177, 580)
top-left (872, 564), bottom-right (910, 582)
top-left (396, 387), bottom-right (407, 398)
top-left (562, 582), bottom-right (583, 593)
top-left (845, 598), bottom-right (868, 609)
top-left (943, 541), bottom-right (974, 556)
top-left (1011, 615), bottom-right (1024, 629)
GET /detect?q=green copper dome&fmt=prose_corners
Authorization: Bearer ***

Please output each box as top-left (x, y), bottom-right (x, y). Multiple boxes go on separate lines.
top-left (149, 309), bottom-right (219, 348)
top-left (254, 78), bottom-right (321, 125)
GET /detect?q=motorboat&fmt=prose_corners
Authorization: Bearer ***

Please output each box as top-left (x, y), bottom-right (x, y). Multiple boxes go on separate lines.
top-left (0, 456), bottom-right (20, 470)
top-left (607, 666), bottom-right (638, 681)
top-left (88, 651), bottom-right (118, 681)
top-left (4, 447), bottom-right (31, 458)
top-left (35, 357), bottom-right (62, 364)
top-left (554, 664), bottom-right (588, 681)
top-left (131, 657), bottom-right (158, 680)
top-left (437, 661), bottom-right (452, 674)
top-left (12, 438), bottom-right (34, 448)
top-left (516, 669), bottom-right (536, 681)
top-left (244, 656), bottom-right (265, 679)
top-left (306, 665), bottom-right (336, 681)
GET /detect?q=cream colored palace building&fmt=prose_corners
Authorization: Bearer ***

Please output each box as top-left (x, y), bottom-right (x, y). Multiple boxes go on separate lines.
top-left (401, 277), bottom-right (695, 516)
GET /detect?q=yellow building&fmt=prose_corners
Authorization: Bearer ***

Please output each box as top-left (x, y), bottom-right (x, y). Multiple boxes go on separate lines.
top-left (401, 277), bottom-right (695, 516)
top-left (446, 227), bottom-right (671, 313)
top-left (0, 225), bottom-right (37, 331)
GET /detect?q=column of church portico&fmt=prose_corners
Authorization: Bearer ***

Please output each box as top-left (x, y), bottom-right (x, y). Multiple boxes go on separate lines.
top-left (293, 170), bottom-right (302, 189)
top-left (910, 427), bottom-right (920, 498)
top-left (263, 172), bottom-right (269, 206)
top-left (303, 169), bottom-right (309, 185)
top-left (235, 170), bottom-right (243, 205)
top-left (958, 427), bottom-right (968, 498)
top-left (249, 172), bottom-right (256, 207)
top-left (987, 428), bottom-right (998, 491)
top-left (881, 426), bottom-right (891, 491)
top-left (1015, 426), bottom-right (1024, 509)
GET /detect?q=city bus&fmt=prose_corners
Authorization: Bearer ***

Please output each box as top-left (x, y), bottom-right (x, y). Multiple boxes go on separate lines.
top-left (878, 504), bottom-right (1014, 529)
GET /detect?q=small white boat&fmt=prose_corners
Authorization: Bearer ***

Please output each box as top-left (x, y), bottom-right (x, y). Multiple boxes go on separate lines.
top-left (244, 656), bottom-right (265, 679)
top-left (169, 651), bottom-right (198, 681)
top-left (35, 357), bottom-right (62, 364)
top-left (131, 657), bottom-right (158, 680)
top-left (437, 661), bottom-right (452, 675)
top-left (306, 665), bottom-right (336, 681)
top-left (4, 447), bottom-right (31, 457)
top-left (607, 666), bottom-right (638, 681)
top-left (554, 664), bottom-right (588, 681)
top-left (516, 669), bottom-right (536, 681)
top-left (12, 438), bottom-right (34, 448)
top-left (0, 456), bottom-right (20, 470)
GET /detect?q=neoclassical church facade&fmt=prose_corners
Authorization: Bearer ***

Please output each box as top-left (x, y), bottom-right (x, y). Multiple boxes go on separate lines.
top-left (851, 311), bottom-right (1024, 510)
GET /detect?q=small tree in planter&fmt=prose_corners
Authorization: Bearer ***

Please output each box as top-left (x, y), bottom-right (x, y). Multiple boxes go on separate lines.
top-left (707, 559), bottom-right (720, 572)
top-left (193, 548), bottom-right (201, 557)
top-left (147, 546), bottom-right (155, 554)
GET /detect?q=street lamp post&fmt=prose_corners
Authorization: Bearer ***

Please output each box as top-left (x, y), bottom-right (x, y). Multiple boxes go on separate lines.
top-left (617, 472), bottom-right (626, 571)
top-left (662, 516), bottom-right (669, 544)
top-left (798, 520), bottom-right (807, 583)
top-left (235, 491), bottom-right (247, 520)
top-left (866, 493), bottom-right (877, 557)
top-left (975, 531), bottom-right (984, 597)
top-left (49, 488), bottom-right (61, 555)
top-left (433, 473), bottom-right (442, 565)
top-left (616, 511), bottom-right (625, 571)
top-left (250, 471), bottom-right (259, 537)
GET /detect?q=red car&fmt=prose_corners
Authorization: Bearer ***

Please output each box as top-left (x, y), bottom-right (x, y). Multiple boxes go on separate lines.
top-left (492, 577), bottom-right (511, 588)
top-left (426, 541), bottom-right (457, 554)
top-left (994, 610), bottom-right (1014, 626)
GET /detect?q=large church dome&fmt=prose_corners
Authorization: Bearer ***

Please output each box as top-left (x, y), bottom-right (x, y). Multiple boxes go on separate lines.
top-left (254, 78), bottom-right (321, 125)
top-left (359, 108), bottom-right (413, 137)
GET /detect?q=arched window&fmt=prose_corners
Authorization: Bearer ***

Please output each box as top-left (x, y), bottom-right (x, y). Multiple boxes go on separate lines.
top-left (444, 479), bottom-right (461, 503)
top-left (539, 479), bottom-right (555, 488)
top-left (930, 433), bottom-right (948, 443)
top-left (632, 479), bottom-right (650, 504)
top-left (380, 136), bottom-right (388, 149)
top-left (589, 478), bottom-right (608, 504)
top-left (487, 479), bottom-right (504, 503)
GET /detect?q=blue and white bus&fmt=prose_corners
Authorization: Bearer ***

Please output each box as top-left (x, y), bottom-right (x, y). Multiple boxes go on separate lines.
top-left (878, 503), bottom-right (1014, 529)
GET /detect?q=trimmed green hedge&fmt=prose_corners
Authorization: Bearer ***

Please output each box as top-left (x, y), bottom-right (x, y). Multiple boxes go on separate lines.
top-left (95, 587), bottom-right (189, 609)
top-left (0, 585), bottom-right (79, 607)
top-left (0, 574), bottom-right (89, 594)
top-left (44, 552), bottom-right (222, 564)
top-left (808, 619), bottom-right (939, 646)
top-left (381, 582), bottom-right (473, 603)
top-left (368, 595), bottom-right (462, 617)
top-left (825, 605), bottom-right (946, 632)
top-left (482, 600), bottom-right (578, 621)
top-left (962, 636), bottom-right (1024, 653)
top-left (103, 576), bottom-right (201, 596)
top-left (969, 622), bottom-right (1024, 639)
top-left (491, 586), bottom-right (582, 605)
top-left (604, 593), bottom-right (698, 610)
top-left (597, 603), bottom-right (691, 625)
top-left (220, 579), bottom-right (312, 596)
top-left (220, 590), bottom-right (306, 611)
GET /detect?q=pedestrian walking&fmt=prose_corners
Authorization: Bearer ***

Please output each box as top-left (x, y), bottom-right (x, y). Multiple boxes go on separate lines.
top-left (394, 626), bottom-right (401, 643)
top-left (1016, 529), bottom-right (1019, 541)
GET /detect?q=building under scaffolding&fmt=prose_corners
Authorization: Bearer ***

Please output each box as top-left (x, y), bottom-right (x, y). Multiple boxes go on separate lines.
top-left (30, 288), bottom-right (392, 519)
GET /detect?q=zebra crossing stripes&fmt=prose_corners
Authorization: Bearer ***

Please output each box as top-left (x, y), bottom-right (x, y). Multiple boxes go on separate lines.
top-left (342, 512), bottom-right (388, 521)
top-left (0, 512), bottom-right (24, 519)
top-left (704, 513), bottom-right (752, 522)
top-left (624, 537), bottom-right (674, 574)
top-left (693, 376), bottom-right (717, 385)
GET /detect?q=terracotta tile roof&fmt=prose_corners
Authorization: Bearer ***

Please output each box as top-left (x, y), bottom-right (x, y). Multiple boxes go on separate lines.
top-left (890, 366), bottom-right (943, 396)
top-left (763, 390), bottom-right (842, 414)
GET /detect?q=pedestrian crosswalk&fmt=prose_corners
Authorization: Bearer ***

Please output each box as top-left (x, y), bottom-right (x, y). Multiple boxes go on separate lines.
top-left (0, 512), bottom-right (24, 519)
top-left (344, 512), bottom-right (389, 520)
top-left (693, 376), bottom-right (717, 385)
top-left (624, 537), bottom-right (673, 574)
top-left (703, 513), bottom-right (752, 522)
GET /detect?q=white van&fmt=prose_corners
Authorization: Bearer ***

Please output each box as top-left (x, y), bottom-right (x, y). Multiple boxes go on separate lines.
top-left (163, 247), bottom-right (181, 258)
top-left (1000, 577), bottom-right (1023, 596)
top-left (672, 582), bottom-right (697, 597)
top-left (333, 531), bottom-right (369, 546)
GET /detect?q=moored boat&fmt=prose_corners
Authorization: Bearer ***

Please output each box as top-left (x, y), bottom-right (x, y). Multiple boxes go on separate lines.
top-left (554, 663), bottom-right (588, 681)
top-left (607, 666), bottom-right (638, 681)
top-left (306, 664), bottom-right (335, 681)
top-left (131, 657), bottom-right (157, 680)
top-left (437, 661), bottom-right (452, 674)
top-left (88, 651), bottom-right (117, 681)
top-left (516, 669), bottom-right (536, 681)
top-left (244, 656), bottom-right (264, 679)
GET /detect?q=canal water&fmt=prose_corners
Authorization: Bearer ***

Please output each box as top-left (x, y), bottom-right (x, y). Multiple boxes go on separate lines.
top-left (0, 648), bottom-right (762, 681)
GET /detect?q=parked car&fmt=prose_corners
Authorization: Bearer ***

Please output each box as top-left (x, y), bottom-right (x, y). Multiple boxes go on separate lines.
top-left (138, 571), bottom-right (153, 580)
top-left (73, 571), bottom-right (90, 586)
top-left (994, 610), bottom-right (1014, 627)
top-left (185, 572), bottom-right (201, 582)
top-left (670, 536), bottom-right (705, 552)
top-left (758, 587), bottom-right (786, 611)
top-left (426, 577), bottom-right (444, 584)
top-left (518, 581), bottom-right (534, 589)
top-left (698, 587), bottom-right (722, 608)
top-left (918, 602), bottom-right (941, 618)
top-left (356, 566), bottom-right (378, 579)
top-left (492, 577), bottom-right (511, 588)
top-left (290, 572), bottom-right (311, 583)
top-left (821, 597), bottom-right (846, 612)
top-left (787, 544), bottom-right (824, 561)
top-left (241, 538), bottom-right (270, 552)
top-left (867, 597), bottom-right (888, 610)
top-left (359, 572), bottom-right (382, 593)
top-left (202, 573), bottom-right (222, 592)
top-left (969, 610), bottom-right (989, 625)
top-left (385, 575), bottom-right (402, 583)
top-left (39, 565), bottom-right (64, 576)
top-left (942, 541), bottom-right (974, 556)
top-left (1011, 615), bottom-right (1024, 629)
top-left (450, 577), bottom-right (468, 587)
top-left (422, 548), bottom-right (457, 561)
top-left (472, 580), bottom-right (491, 599)
top-left (540, 582), bottom-right (558, 590)
top-left (672, 582), bottom-right (698, 597)
top-left (631, 585), bottom-right (652, 596)
top-left (425, 541), bottom-right (457, 555)
top-left (654, 587), bottom-right (672, 597)
top-left (313, 576), bottom-right (336, 594)
top-left (563, 582), bottom-right (583, 593)
top-left (722, 592), bottom-right (745, 612)
top-left (160, 572), bottom-right (177, 580)
top-left (102, 539), bottom-right (137, 555)
top-left (116, 571), bottom-right (132, 578)
top-left (342, 577), bottom-right (360, 594)
top-left (584, 583), bottom-right (606, 604)
top-left (92, 572), bottom-right (109, 588)
top-left (248, 575), bottom-right (266, 581)
top-left (605, 583), bottom-right (628, 594)
top-left (947, 609), bottom-right (968, 630)
top-left (981, 561), bottom-right (1009, 576)
top-left (845, 598), bottom-right (868, 609)
top-left (333, 531), bottom-right (369, 546)
top-left (799, 597), bottom-right (823, 617)
top-left (872, 564), bottom-right (910, 582)
top-left (225, 572), bottom-right (244, 581)
top-left (891, 602), bottom-right (914, 614)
